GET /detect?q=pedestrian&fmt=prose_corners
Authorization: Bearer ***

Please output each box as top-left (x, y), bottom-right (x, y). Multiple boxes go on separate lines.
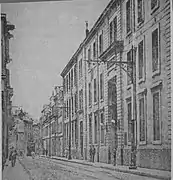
top-left (113, 148), bottom-right (116, 166)
top-left (89, 145), bottom-right (92, 162)
top-left (92, 145), bottom-right (96, 163)
top-left (10, 148), bottom-right (17, 167)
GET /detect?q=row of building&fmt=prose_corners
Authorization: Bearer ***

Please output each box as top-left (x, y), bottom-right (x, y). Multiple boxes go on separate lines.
top-left (1, 13), bottom-right (15, 168)
top-left (39, 0), bottom-right (171, 171)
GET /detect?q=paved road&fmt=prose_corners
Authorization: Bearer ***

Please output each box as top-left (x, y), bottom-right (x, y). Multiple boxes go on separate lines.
top-left (2, 159), bottom-right (30, 180)
top-left (19, 156), bottom-right (161, 180)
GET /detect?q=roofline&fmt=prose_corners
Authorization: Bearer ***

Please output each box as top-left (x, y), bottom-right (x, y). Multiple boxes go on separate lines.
top-left (60, 0), bottom-right (118, 78)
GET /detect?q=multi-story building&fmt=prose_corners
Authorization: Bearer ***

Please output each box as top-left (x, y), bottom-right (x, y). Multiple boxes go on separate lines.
top-left (53, 86), bottom-right (64, 157)
top-left (61, 54), bottom-right (79, 158)
top-left (1, 13), bottom-right (15, 167)
top-left (33, 122), bottom-right (41, 155)
top-left (60, 0), bottom-right (171, 171)
top-left (41, 104), bottom-right (51, 155)
top-left (121, 0), bottom-right (171, 170)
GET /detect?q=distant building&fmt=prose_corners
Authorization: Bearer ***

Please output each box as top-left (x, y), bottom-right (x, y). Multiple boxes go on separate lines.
top-left (33, 123), bottom-right (41, 155)
top-left (1, 13), bottom-right (15, 166)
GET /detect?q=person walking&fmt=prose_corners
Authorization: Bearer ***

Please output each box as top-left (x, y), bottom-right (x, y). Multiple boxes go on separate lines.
top-left (9, 148), bottom-right (17, 167)
top-left (92, 145), bottom-right (96, 163)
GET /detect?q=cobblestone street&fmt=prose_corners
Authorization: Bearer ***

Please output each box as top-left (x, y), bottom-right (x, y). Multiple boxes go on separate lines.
top-left (14, 156), bottom-right (163, 180)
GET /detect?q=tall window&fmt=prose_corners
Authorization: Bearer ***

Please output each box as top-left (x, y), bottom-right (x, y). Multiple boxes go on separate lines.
top-left (72, 121), bottom-right (74, 146)
top-left (153, 91), bottom-right (161, 141)
top-left (94, 113), bottom-right (97, 143)
top-left (127, 50), bottom-right (132, 85)
top-left (69, 73), bottom-right (71, 91)
top-left (100, 73), bottom-right (104, 100)
top-left (66, 76), bottom-right (68, 92)
top-left (79, 59), bottom-right (82, 79)
top-left (93, 42), bottom-right (96, 59)
top-left (109, 21), bottom-right (113, 44)
top-left (79, 89), bottom-right (83, 110)
top-left (89, 114), bottom-right (92, 144)
top-left (151, 0), bottom-right (159, 11)
top-left (89, 83), bottom-right (92, 106)
top-left (74, 64), bottom-right (77, 86)
top-left (152, 28), bottom-right (159, 73)
top-left (113, 16), bottom-right (117, 41)
top-left (138, 40), bottom-right (144, 80)
top-left (71, 96), bottom-right (74, 116)
top-left (88, 48), bottom-right (91, 69)
top-left (94, 78), bottom-right (97, 102)
top-left (100, 112), bottom-right (104, 143)
top-left (139, 96), bottom-right (146, 142)
top-left (138, 0), bottom-right (144, 24)
top-left (67, 101), bottom-right (68, 118)
top-left (126, 0), bottom-right (132, 34)
top-left (75, 93), bottom-right (77, 113)
top-left (127, 100), bottom-right (132, 142)
top-left (99, 32), bottom-right (103, 54)
top-left (71, 69), bottom-right (73, 88)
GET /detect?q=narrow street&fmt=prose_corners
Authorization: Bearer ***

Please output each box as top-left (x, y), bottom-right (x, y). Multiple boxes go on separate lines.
top-left (17, 156), bottom-right (161, 180)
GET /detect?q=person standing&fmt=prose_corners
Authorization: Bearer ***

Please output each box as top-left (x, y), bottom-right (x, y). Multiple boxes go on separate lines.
top-left (92, 145), bottom-right (96, 163)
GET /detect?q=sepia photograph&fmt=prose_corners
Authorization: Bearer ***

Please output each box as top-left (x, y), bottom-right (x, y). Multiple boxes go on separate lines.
top-left (1, 0), bottom-right (172, 179)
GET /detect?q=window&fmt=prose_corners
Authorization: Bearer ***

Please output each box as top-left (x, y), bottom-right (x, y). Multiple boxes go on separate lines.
top-left (71, 96), bottom-right (74, 116)
top-left (75, 93), bottom-right (77, 113)
top-left (127, 100), bottom-right (132, 142)
top-left (79, 89), bottom-right (83, 110)
top-left (93, 42), bottom-right (96, 59)
top-left (153, 91), bottom-right (161, 141)
top-left (113, 16), bottom-right (117, 41)
top-left (127, 50), bottom-right (132, 85)
top-left (88, 48), bottom-right (91, 69)
top-left (151, 0), bottom-right (159, 11)
top-left (94, 78), bottom-right (97, 102)
top-left (75, 120), bottom-right (78, 143)
top-left (89, 83), bottom-right (92, 106)
top-left (94, 113), bottom-right (97, 143)
top-left (66, 76), bottom-right (68, 92)
top-left (109, 21), bottom-right (113, 44)
top-left (100, 112), bottom-right (104, 143)
top-left (126, 0), bottom-right (132, 34)
top-left (139, 96), bottom-right (146, 142)
top-left (74, 64), bottom-right (77, 86)
top-left (138, 40), bottom-right (144, 80)
top-left (89, 114), bottom-right (92, 144)
top-left (71, 69), bottom-right (73, 88)
top-left (67, 101), bottom-right (68, 118)
top-left (138, 0), bottom-right (144, 24)
top-left (99, 32), bottom-right (103, 54)
top-left (72, 121), bottom-right (74, 146)
top-left (66, 123), bottom-right (69, 145)
top-left (69, 73), bottom-right (71, 91)
top-left (79, 59), bottom-right (82, 79)
top-left (100, 73), bottom-right (104, 100)
top-left (152, 28), bottom-right (159, 73)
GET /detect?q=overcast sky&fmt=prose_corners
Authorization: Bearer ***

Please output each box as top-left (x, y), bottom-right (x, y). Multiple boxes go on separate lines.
top-left (2, 0), bottom-right (111, 120)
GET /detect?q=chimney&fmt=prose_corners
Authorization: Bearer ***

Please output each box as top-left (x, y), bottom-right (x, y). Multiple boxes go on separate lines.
top-left (85, 21), bottom-right (89, 37)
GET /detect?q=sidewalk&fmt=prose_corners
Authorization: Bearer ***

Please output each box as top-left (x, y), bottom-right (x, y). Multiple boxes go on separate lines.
top-left (42, 155), bottom-right (171, 180)
top-left (2, 159), bottom-right (30, 180)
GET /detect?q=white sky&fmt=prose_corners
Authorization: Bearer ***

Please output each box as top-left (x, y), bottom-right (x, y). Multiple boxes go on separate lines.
top-left (2, 0), bottom-right (111, 120)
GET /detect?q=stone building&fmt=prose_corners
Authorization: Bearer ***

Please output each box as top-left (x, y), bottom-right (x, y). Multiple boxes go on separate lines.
top-left (61, 54), bottom-right (79, 159)
top-left (1, 13), bottom-right (15, 166)
top-left (121, 0), bottom-right (171, 170)
top-left (60, 0), bottom-right (171, 171)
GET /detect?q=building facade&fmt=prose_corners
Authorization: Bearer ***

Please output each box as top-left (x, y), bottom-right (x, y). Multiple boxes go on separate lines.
top-left (121, 0), bottom-right (171, 170)
top-left (1, 13), bottom-right (15, 167)
top-left (60, 0), bottom-right (171, 171)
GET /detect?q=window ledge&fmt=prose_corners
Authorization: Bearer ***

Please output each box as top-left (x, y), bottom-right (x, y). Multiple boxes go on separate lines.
top-left (126, 84), bottom-right (132, 90)
top-left (139, 141), bottom-right (147, 145)
top-left (151, 6), bottom-right (160, 15)
top-left (138, 78), bottom-right (145, 84)
top-left (152, 70), bottom-right (161, 78)
top-left (152, 140), bottom-right (161, 145)
top-left (126, 30), bottom-right (132, 38)
top-left (137, 20), bottom-right (144, 29)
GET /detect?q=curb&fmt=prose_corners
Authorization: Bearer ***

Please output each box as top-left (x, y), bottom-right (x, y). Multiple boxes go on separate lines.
top-left (44, 156), bottom-right (171, 180)
top-left (18, 158), bottom-right (34, 180)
